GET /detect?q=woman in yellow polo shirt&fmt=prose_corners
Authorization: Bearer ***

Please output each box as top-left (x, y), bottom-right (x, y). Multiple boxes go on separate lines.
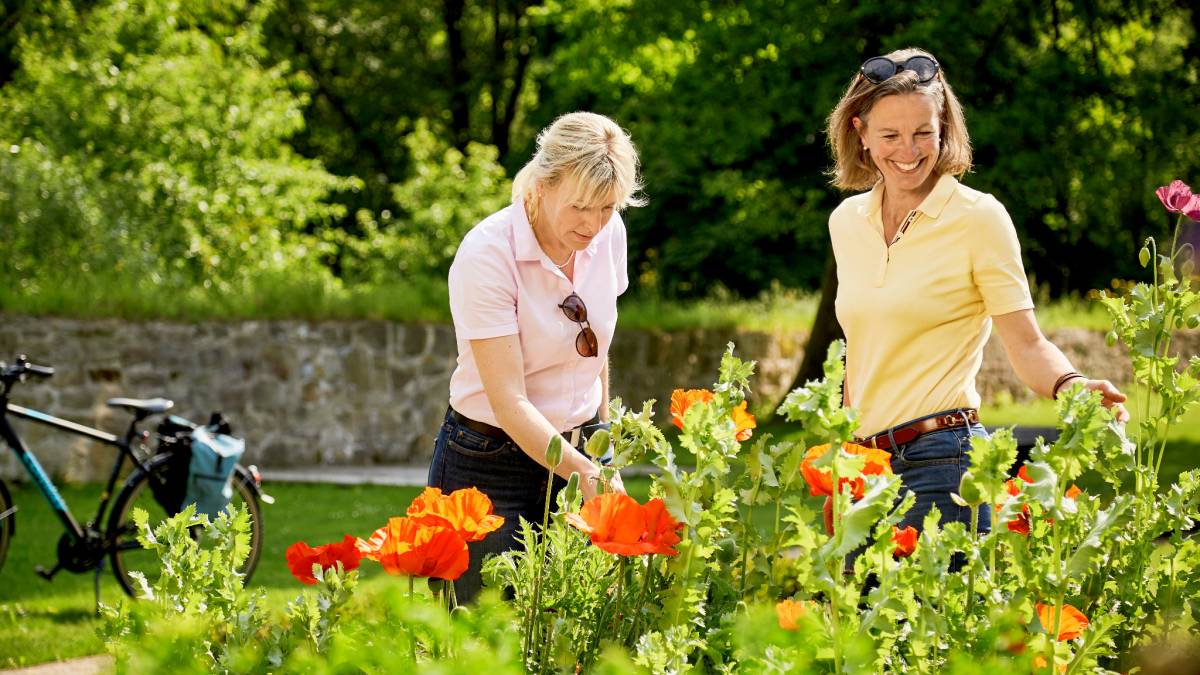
top-left (825, 47), bottom-right (1128, 534)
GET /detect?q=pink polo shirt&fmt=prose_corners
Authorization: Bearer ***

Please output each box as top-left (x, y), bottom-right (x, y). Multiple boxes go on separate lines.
top-left (447, 199), bottom-right (628, 431)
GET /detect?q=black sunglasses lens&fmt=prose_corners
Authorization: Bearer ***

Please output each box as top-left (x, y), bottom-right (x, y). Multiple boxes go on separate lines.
top-left (906, 56), bottom-right (938, 82)
top-left (559, 294), bottom-right (587, 322)
top-left (861, 57), bottom-right (896, 83)
top-left (576, 326), bottom-right (598, 357)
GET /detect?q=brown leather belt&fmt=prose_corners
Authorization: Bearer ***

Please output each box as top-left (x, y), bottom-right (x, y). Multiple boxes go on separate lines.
top-left (448, 407), bottom-right (599, 448)
top-left (857, 408), bottom-right (979, 452)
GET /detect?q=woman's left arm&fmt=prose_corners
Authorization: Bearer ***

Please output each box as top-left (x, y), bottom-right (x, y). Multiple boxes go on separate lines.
top-left (993, 309), bottom-right (1129, 421)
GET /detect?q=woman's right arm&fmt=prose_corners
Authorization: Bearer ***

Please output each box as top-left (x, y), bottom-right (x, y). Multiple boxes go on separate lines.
top-left (470, 334), bottom-right (624, 501)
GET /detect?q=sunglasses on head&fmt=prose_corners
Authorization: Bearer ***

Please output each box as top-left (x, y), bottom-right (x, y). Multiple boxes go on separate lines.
top-left (860, 55), bottom-right (940, 84)
top-left (558, 292), bottom-right (598, 358)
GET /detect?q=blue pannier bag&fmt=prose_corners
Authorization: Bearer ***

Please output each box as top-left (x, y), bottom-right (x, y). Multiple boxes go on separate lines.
top-left (183, 425), bottom-right (246, 517)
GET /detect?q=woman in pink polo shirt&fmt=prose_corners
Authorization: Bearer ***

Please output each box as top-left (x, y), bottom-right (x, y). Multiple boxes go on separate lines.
top-left (824, 48), bottom-right (1128, 537)
top-left (427, 111), bottom-right (643, 602)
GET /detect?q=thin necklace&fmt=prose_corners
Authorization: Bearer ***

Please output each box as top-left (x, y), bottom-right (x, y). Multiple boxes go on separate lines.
top-left (551, 250), bottom-right (575, 269)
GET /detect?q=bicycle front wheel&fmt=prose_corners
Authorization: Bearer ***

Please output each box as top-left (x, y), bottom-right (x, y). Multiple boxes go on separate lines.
top-left (107, 455), bottom-right (264, 597)
top-left (0, 480), bottom-right (13, 572)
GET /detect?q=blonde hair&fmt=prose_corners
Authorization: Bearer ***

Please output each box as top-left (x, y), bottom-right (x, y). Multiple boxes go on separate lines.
top-left (827, 47), bottom-right (972, 192)
top-left (512, 112), bottom-right (646, 224)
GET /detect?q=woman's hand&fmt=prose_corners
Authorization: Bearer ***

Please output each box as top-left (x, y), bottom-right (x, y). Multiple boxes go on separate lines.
top-left (581, 467), bottom-right (626, 502)
top-left (1079, 378), bottom-right (1130, 423)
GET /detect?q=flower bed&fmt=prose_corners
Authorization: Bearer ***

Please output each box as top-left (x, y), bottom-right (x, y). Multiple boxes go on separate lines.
top-left (101, 183), bottom-right (1200, 673)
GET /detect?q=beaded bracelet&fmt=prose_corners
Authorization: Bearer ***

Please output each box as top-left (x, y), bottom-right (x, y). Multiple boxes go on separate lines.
top-left (1052, 371), bottom-right (1086, 399)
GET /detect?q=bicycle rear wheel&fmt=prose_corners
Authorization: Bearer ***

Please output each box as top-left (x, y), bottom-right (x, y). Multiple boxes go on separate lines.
top-left (107, 454), bottom-right (264, 597)
top-left (0, 480), bottom-right (13, 572)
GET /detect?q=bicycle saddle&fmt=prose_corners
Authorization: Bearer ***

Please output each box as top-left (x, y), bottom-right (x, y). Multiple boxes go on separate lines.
top-left (105, 397), bottom-right (174, 415)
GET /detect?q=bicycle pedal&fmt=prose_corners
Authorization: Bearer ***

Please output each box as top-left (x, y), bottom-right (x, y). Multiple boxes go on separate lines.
top-left (34, 563), bottom-right (61, 581)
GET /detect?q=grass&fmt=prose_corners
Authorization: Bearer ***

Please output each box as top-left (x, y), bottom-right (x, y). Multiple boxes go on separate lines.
top-left (1, 272), bottom-right (1120, 333)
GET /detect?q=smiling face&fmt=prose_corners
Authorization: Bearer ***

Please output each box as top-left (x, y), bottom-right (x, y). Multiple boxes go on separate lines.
top-left (854, 93), bottom-right (942, 197)
top-left (536, 175), bottom-right (618, 256)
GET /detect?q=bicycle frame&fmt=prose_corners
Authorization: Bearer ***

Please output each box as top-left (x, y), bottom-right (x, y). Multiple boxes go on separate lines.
top-left (1, 397), bottom-right (152, 542)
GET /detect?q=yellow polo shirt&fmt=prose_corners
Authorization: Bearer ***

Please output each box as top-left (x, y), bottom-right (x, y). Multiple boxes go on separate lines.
top-left (829, 174), bottom-right (1034, 436)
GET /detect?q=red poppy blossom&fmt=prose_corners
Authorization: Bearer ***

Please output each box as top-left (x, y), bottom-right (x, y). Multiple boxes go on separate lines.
top-left (891, 525), bottom-right (918, 558)
top-left (1156, 180), bottom-right (1195, 213)
top-left (640, 498), bottom-right (685, 555)
top-left (357, 517), bottom-right (469, 580)
top-left (565, 493), bottom-right (684, 556)
top-left (406, 486), bottom-right (505, 542)
top-left (1036, 602), bottom-right (1089, 641)
top-left (285, 535), bottom-right (363, 585)
top-left (800, 443), bottom-right (892, 499)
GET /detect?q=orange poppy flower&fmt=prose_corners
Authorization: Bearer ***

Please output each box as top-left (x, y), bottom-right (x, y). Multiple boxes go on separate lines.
top-left (776, 598), bottom-right (808, 630)
top-left (640, 498), bottom-right (684, 555)
top-left (285, 535), bottom-right (364, 585)
top-left (1035, 602), bottom-right (1089, 641)
top-left (1000, 469), bottom-right (1082, 535)
top-left (357, 517), bottom-right (469, 580)
top-left (565, 492), bottom-right (650, 556)
top-left (406, 486), bottom-right (505, 542)
top-left (670, 388), bottom-right (715, 430)
top-left (1032, 655), bottom-right (1067, 673)
top-left (800, 443), bottom-right (892, 499)
top-left (996, 479), bottom-right (1032, 535)
top-left (565, 493), bottom-right (684, 556)
top-left (731, 400), bottom-right (757, 441)
top-left (891, 525), bottom-right (918, 558)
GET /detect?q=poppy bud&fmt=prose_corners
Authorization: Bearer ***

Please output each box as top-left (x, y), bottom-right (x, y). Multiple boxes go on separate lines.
top-left (585, 429), bottom-right (610, 460)
top-left (546, 435), bottom-right (563, 470)
top-left (1139, 246), bottom-right (1150, 268)
top-left (957, 471), bottom-right (983, 506)
top-left (563, 471), bottom-right (580, 507)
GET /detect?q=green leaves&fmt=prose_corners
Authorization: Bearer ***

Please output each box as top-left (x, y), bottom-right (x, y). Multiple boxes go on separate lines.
top-left (776, 340), bottom-right (858, 448)
top-left (960, 429), bottom-right (1019, 505)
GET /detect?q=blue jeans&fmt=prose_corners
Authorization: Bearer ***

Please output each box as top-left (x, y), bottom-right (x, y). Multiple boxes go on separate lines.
top-left (888, 410), bottom-right (991, 534)
top-left (426, 408), bottom-right (565, 604)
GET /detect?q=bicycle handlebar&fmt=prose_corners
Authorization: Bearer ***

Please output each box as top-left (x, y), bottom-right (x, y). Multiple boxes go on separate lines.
top-left (1, 355), bottom-right (56, 384)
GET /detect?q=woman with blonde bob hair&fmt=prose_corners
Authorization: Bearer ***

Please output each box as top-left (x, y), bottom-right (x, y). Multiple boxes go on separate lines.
top-left (824, 48), bottom-right (1127, 536)
top-left (427, 111), bottom-right (643, 602)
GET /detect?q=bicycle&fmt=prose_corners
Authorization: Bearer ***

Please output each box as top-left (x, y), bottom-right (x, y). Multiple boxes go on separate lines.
top-left (0, 355), bottom-right (268, 603)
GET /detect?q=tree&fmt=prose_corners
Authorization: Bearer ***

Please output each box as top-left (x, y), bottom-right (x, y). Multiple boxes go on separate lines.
top-left (0, 0), bottom-right (353, 289)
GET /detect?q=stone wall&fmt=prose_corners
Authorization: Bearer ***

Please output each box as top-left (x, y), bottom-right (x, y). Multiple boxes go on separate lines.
top-left (1, 316), bottom-right (1194, 481)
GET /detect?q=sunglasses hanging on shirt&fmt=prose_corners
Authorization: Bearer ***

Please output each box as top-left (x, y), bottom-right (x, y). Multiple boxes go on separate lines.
top-left (558, 292), bottom-right (599, 358)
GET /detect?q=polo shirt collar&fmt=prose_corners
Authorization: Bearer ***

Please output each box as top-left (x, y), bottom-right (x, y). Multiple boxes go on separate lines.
top-left (862, 173), bottom-right (960, 221)
top-left (512, 197), bottom-right (602, 263)
top-left (512, 198), bottom-right (545, 262)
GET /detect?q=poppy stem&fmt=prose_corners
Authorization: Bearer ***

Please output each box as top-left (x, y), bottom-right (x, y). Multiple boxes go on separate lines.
top-left (408, 575), bottom-right (414, 600)
top-left (526, 468), bottom-right (557, 668)
top-left (965, 506), bottom-right (979, 622)
top-left (624, 555), bottom-right (654, 645)
top-left (739, 477), bottom-right (762, 600)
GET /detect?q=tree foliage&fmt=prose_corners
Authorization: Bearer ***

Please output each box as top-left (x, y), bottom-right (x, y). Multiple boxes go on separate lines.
top-left (1, 0), bottom-right (1197, 304)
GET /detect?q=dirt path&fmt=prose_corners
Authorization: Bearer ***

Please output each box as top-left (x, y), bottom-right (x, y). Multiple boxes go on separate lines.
top-left (1, 655), bottom-right (112, 675)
